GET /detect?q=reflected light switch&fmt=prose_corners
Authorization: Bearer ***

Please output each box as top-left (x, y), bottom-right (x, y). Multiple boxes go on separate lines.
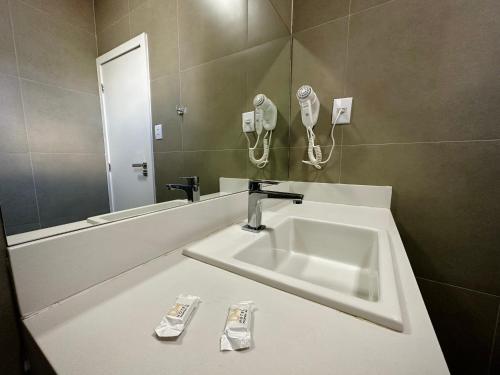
top-left (154, 124), bottom-right (163, 140)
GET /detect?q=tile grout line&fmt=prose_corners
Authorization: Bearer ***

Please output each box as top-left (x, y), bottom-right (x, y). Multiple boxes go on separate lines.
top-left (15, 0), bottom-right (96, 37)
top-left (292, 0), bottom-right (396, 36)
top-left (176, 0), bottom-right (184, 153)
top-left (339, 0), bottom-right (352, 184)
top-left (18, 77), bottom-right (99, 97)
top-left (7, 0), bottom-right (41, 229)
top-left (417, 277), bottom-right (500, 299)
top-left (487, 303), bottom-right (500, 373)
top-left (92, 0), bottom-right (98, 56)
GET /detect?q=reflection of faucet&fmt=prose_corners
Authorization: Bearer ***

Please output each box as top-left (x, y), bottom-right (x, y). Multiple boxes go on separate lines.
top-left (243, 180), bottom-right (303, 232)
top-left (165, 176), bottom-right (200, 202)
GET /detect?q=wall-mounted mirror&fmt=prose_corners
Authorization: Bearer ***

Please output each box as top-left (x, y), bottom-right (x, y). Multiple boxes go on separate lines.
top-left (1, 0), bottom-right (293, 245)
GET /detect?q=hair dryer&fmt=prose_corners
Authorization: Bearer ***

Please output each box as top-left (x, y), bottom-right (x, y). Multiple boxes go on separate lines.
top-left (296, 85), bottom-right (343, 170)
top-left (246, 94), bottom-right (277, 169)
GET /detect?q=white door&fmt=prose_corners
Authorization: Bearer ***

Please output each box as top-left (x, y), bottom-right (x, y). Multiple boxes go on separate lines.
top-left (97, 34), bottom-right (155, 212)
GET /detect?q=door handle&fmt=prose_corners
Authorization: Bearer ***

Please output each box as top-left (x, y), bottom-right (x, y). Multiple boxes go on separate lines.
top-left (131, 162), bottom-right (148, 177)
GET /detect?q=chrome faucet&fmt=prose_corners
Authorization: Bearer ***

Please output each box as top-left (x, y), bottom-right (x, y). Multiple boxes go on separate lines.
top-left (165, 176), bottom-right (200, 202)
top-left (243, 179), bottom-right (303, 232)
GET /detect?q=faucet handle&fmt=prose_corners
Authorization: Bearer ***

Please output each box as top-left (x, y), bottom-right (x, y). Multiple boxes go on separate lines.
top-left (248, 179), bottom-right (279, 191)
top-left (180, 176), bottom-right (199, 186)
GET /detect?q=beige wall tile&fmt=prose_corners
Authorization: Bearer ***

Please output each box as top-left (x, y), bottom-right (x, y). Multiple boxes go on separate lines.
top-left (183, 149), bottom-right (247, 194)
top-left (248, 0), bottom-right (289, 47)
top-left (350, 0), bottom-right (392, 14)
top-left (292, 0), bottom-right (349, 32)
top-left (289, 146), bottom-right (340, 183)
top-left (245, 37), bottom-right (291, 149)
top-left (341, 141), bottom-right (500, 295)
top-left (0, 0), bottom-right (18, 76)
top-left (41, 0), bottom-right (95, 34)
top-left (246, 147), bottom-right (289, 181)
top-left (21, 80), bottom-right (103, 153)
top-left (94, 0), bottom-right (129, 32)
top-left (0, 74), bottom-right (28, 152)
top-left (11, 0), bottom-right (98, 93)
top-left (178, 0), bottom-right (247, 69)
top-left (97, 16), bottom-right (130, 55)
top-left (181, 52), bottom-right (247, 151)
top-left (130, 0), bottom-right (178, 79)
top-left (269, 0), bottom-right (292, 32)
top-left (154, 151), bottom-right (186, 202)
top-left (344, 0), bottom-right (500, 144)
top-left (151, 73), bottom-right (181, 152)
top-left (291, 18), bottom-right (348, 147)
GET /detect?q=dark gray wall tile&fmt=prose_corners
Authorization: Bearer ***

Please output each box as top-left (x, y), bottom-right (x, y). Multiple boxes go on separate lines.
top-left (245, 37), bottom-right (291, 149)
top-left (344, 0), bottom-right (500, 145)
top-left (418, 278), bottom-right (499, 375)
top-left (4, 222), bottom-right (40, 236)
top-left (291, 18), bottom-right (347, 147)
top-left (248, 0), bottom-right (289, 47)
top-left (0, 213), bottom-right (23, 374)
top-left (292, 0), bottom-right (349, 32)
top-left (154, 151), bottom-right (186, 202)
top-left (269, 0), bottom-right (292, 32)
top-left (0, 152), bottom-right (38, 229)
top-left (95, 0), bottom-right (129, 32)
top-left (41, 0), bottom-right (95, 34)
top-left (181, 52), bottom-right (247, 151)
top-left (151, 74), bottom-right (181, 152)
top-left (0, 74), bottom-right (28, 153)
top-left (341, 141), bottom-right (500, 295)
top-left (247, 147), bottom-right (289, 181)
top-left (11, 0), bottom-right (98, 93)
top-left (289, 146), bottom-right (340, 183)
top-left (32, 153), bottom-right (109, 226)
top-left (350, 0), bottom-right (392, 14)
top-left (491, 312), bottom-right (500, 374)
top-left (22, 80), bottom-right (104, 153)
top-left (97, 16), bottom-right (131, 55)
top-left (184, 150), bottom-right (247, 195)
top-left (130, 0), bottom-right (178, 79)
top-left (178, 0), bottom-right (247, 69)
top-left (0, 0), bottom-right (18, 76)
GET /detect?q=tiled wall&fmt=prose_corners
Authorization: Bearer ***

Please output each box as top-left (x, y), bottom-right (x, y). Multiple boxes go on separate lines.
top-left (94, 0), bottom-right (292, 200)
top-left (0, 0), bottom-right (109, 235)
top-left (290, 0), bottom-right (500, 373)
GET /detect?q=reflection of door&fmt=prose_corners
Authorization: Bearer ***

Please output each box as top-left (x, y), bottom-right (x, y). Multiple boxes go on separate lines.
top-left (96, 33), bottom-right (155, 212)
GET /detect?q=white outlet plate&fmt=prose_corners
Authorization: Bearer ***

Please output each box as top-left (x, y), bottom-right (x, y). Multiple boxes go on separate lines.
top-left (154, 124), bottom-right (163, 139)
top-left (242, 111), bottom-right (255, 133)
top-left (332, 97), bottom-right (353, 125)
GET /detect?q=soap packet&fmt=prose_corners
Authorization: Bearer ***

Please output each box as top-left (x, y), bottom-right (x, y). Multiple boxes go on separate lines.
top-left (220, 301), bottom-right (255, 351)
top-left (155, 294), bottom-right (200, 338)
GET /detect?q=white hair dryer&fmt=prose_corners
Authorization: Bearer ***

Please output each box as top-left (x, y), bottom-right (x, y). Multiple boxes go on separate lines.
top-left (297, 85), bottom-right (320, 129)
top-left (296, 85), bottom-right (343, 169)
top-left (246, 94), bottom-right (277, 168)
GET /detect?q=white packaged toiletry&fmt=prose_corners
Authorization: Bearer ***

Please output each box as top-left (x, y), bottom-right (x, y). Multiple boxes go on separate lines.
top-left (220, 301), bottom-right (254, 351)
top-left (155, 294), bottom-right (200, 338)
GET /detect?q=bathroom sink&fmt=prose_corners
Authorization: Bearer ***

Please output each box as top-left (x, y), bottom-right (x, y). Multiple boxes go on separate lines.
top-left (184, 215), bottom-right (403, 331)
top-left (235, 217), bottom-right (380, 301)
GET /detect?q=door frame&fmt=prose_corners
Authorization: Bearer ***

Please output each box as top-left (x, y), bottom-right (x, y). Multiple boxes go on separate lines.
top-left (96, 33), bottom-right (156, 212)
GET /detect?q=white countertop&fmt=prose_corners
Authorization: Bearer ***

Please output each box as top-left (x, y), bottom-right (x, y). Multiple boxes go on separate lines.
top-left (23, 203), bottom-right (449, 375)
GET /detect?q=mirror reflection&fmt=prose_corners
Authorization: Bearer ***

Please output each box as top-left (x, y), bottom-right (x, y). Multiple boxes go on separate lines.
top-left (0, 0), bottom-right (292, 244)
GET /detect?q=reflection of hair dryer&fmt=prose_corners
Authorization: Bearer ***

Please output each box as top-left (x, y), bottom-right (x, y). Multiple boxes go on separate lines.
top-left (297, 85), bottom-right (319, 129)
top-left (246, 94), bottom-right (277, 168)
top-left (296, 85), bottom-right (343, 170)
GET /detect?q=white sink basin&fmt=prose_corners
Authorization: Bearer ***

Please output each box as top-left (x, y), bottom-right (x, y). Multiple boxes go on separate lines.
top-left (184, 215), bottom-right (403, 331)
top-left (235, 217), bottom-right (380, 301)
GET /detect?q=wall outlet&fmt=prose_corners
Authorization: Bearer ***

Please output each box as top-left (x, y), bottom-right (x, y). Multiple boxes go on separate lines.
top-left (154, 124), bottom-right (163, 140)
top-left (242, 111), bottom-right (255, 132)
top-left (332, 97), bottom-right (353, 124)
